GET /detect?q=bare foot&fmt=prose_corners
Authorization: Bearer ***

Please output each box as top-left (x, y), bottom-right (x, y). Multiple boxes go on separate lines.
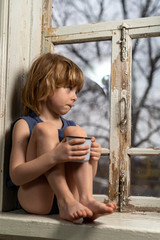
top-left (58, 198), bottom-right (93, 223)
top-left (80, 197), bottom-right (117, 222)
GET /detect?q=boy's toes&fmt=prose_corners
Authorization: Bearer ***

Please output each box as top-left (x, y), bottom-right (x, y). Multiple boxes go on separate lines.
top-left (72, 208), bottom-right (93, 221)
top-left (106, 202), bottom-right (117, 210)
top-left (85, 208), bottom-right (93, 218)
top-left (79, 209), bottom-right (87, 218)
top-left (73, 211), bottom-right (82, 219)
top-left (107, 207), bottom-right (114, 213)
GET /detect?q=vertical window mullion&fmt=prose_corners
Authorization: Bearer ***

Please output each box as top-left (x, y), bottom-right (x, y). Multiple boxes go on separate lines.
top-left (109, 29), bottom-right (121, 205)
top-left (109, 28), bottom-right (132, 211)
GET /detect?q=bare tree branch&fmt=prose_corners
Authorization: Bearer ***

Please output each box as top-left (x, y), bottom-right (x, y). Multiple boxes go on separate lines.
top-left (135, 125), bottom-right (160, 147)
top-left (140, 0), bottom-right (151, 17)
top-left (120, 0), bottom-right (128, 18)
top-left (132, 37), bottom-right (160, 145)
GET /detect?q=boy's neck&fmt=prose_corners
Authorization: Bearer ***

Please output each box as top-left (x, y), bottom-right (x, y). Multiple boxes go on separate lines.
top-left (39, 108), bottom-right (62, 129)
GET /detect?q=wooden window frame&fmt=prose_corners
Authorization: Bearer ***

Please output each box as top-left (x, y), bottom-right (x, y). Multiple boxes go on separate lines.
top-left (0, 0), bottom-right (159, 213)
top-left (42, 1), bottom-right (160, 212)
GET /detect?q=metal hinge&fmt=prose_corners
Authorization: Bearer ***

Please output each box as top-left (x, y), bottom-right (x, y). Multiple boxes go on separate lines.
top-left (119, 24), bottom-right (128, 62)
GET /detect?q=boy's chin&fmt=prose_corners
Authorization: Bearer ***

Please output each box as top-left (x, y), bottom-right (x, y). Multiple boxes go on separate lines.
top-left (61, 110), bottom-right (70, 115)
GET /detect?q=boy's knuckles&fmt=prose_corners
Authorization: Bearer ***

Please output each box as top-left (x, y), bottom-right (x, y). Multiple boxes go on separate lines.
top-left (68, 156), bottom-right (74, 161)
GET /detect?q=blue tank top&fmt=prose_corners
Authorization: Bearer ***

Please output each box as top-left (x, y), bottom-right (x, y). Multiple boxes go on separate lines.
top-left (14, 111), bottom-right (76, 141)
top-left (7, 112), bottom-right (76, 188)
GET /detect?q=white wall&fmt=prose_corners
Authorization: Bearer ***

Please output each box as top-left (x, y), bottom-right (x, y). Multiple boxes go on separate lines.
top-left (0, 0), bottom-right (43, 211)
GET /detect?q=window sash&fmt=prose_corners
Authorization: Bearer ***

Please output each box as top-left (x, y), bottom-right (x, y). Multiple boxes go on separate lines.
top-left (43, 4), bottom-right (160, 211)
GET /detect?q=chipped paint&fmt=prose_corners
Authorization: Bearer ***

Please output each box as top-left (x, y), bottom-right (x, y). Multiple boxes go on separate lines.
top-left (128, 147), bottom-right (160, 156)
top-left (0, 112), bottom-right (5, 118)
top-left (109, 27), bottom-right (132, 208)
top-left (41, 0), bottom-right (52, 53)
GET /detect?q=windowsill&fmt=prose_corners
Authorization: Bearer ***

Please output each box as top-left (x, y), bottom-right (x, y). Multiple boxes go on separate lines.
top-left (0, 209), bottom-right (160, 240)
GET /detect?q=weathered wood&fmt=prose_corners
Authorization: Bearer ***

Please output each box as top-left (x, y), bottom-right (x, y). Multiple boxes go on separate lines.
top-left (41, 0), bottom-right (53, 53)
top-left (0, 0), bottom-right (9, 212)
top-left (43, 14), bottom-right (160, 212)
top-left (48, 16), bottom-right (160, 35)
top-left (102, 147), bottom-right (160, 156)
top-left (1, 0), bottom-right (160, 215)
top-left (0, 0), bottom-right (43, 212)
top-left (44, 16), bottom-right (160, 45)
top-left (109, 30), bottom-right (121, 204)
top-left (109, 28), bottom-right (132, 209)
top-left (101, 148), bottom-right (110, 156)
top-left (128, 148), bottom-right (160, 156)
top-left (129, 196), bottom-right (160, 208)
top-left (129, 26), bottom-right (160, 39)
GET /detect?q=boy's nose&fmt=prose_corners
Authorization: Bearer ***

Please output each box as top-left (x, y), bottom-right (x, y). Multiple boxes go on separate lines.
top-left (72, 93), bottom-right (77, 101)
top-left (72, 92), bottom-right (77, 101)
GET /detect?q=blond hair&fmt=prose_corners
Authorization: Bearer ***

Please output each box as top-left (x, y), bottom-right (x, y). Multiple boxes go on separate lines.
top-left (22, 53), bottom-right (84, 115)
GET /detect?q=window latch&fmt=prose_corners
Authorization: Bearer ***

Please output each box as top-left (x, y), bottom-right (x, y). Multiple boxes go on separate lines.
top-left (119, 90), bottom-right (127, 133)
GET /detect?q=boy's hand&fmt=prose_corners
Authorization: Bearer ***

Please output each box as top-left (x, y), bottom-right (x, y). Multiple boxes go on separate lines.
top-left (53, 138), bottom-right (89, 163)
top-left (90, 137), bottom-right (101, 161)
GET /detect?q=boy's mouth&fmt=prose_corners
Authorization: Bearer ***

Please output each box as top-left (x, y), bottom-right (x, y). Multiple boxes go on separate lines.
top-left (67, 104), bottom-right (74, 108)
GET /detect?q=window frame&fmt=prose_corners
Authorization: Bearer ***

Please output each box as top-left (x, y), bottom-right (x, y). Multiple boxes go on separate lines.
top-left (42, 1), bottom-right (160, 212)
top-left (1, 0), bottom-right (160, 213)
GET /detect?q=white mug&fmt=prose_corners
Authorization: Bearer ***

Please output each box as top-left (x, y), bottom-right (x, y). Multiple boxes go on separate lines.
top-left (66, 136), bottom-right (92, 162)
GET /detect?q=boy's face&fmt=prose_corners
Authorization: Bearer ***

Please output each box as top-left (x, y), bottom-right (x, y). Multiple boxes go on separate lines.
top-left (45, 87), bottom-right (78, 116)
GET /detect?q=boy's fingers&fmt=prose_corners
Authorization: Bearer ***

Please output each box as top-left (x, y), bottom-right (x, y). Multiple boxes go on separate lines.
top-left (91, 136), bottom-right (95, 142)
top-left (68, 138), bottom-right (86, 145)
top-left (71, 150), bottom-right (89, 156)
top-left (71, 143), bottom-right (89, 150)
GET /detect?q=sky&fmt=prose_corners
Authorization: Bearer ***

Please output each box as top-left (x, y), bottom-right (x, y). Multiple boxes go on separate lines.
top-left (85, 57), bottom-right (111, 88)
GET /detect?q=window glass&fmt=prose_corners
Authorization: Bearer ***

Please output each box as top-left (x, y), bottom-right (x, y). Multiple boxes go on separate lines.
top-left (52, 0), bottom-right (122, 27)
top-left (94, 156), bottom-right (109, 195)
top-left (132, 37), bottom-right (160, 148)
top-left (52, 0), bottom-right (160, 27)
top-left (54, 42), bottom-right (111, 194)
top-left (131, 37), bottom-right (160, 197)
top-left (131, 156), bottom-right (160, 197)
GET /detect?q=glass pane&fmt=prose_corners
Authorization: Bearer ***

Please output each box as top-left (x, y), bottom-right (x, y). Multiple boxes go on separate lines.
top-left (93, 156), bottom-right (109, 195)
top-left (131, 156), bottom-right (160, 197)
top-left (52, 0), bottom-right (122, 27)
top-left (54, 42), bottom-right (111, 194)
top-left (132, 37), bottom-right (160, 148)
top-left (52, 0), bottom-right (160, 27)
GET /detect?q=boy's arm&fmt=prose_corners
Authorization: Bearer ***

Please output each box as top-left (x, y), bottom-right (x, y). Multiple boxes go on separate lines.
top-left (9, 119), bottom-right (56, 186)
top-left (10, 119), bottom-right (89, 186)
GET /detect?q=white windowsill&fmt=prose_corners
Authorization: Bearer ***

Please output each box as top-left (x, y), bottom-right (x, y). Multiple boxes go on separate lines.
top-left (0, 209), bottom-right (160, 240)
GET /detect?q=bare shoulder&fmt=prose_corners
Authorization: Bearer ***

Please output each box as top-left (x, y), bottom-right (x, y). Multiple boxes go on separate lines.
top-left (12, 119), bottom-right (30, 141)
top-left (10, 119), bottom-right (30, 172)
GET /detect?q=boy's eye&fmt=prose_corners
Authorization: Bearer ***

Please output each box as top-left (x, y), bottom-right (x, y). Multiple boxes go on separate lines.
top-left (66, 87), bottom-right (72, 91)
top-left (65, 86), bottom-right (78, 94)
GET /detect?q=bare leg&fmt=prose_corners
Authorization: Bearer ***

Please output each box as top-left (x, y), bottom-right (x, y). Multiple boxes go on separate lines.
top-left (18, 123), bottom-right (56, 214)
top-left (64, 126), bottom-right (116, 221)
top-left (18, 122), bottom-right (92, 222)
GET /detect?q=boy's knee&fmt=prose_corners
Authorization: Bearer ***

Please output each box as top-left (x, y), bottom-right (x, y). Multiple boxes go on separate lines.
top-left (64, 125), bottom-right (87, 138)
top-left (33, 122), bottom-right (59, 140)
